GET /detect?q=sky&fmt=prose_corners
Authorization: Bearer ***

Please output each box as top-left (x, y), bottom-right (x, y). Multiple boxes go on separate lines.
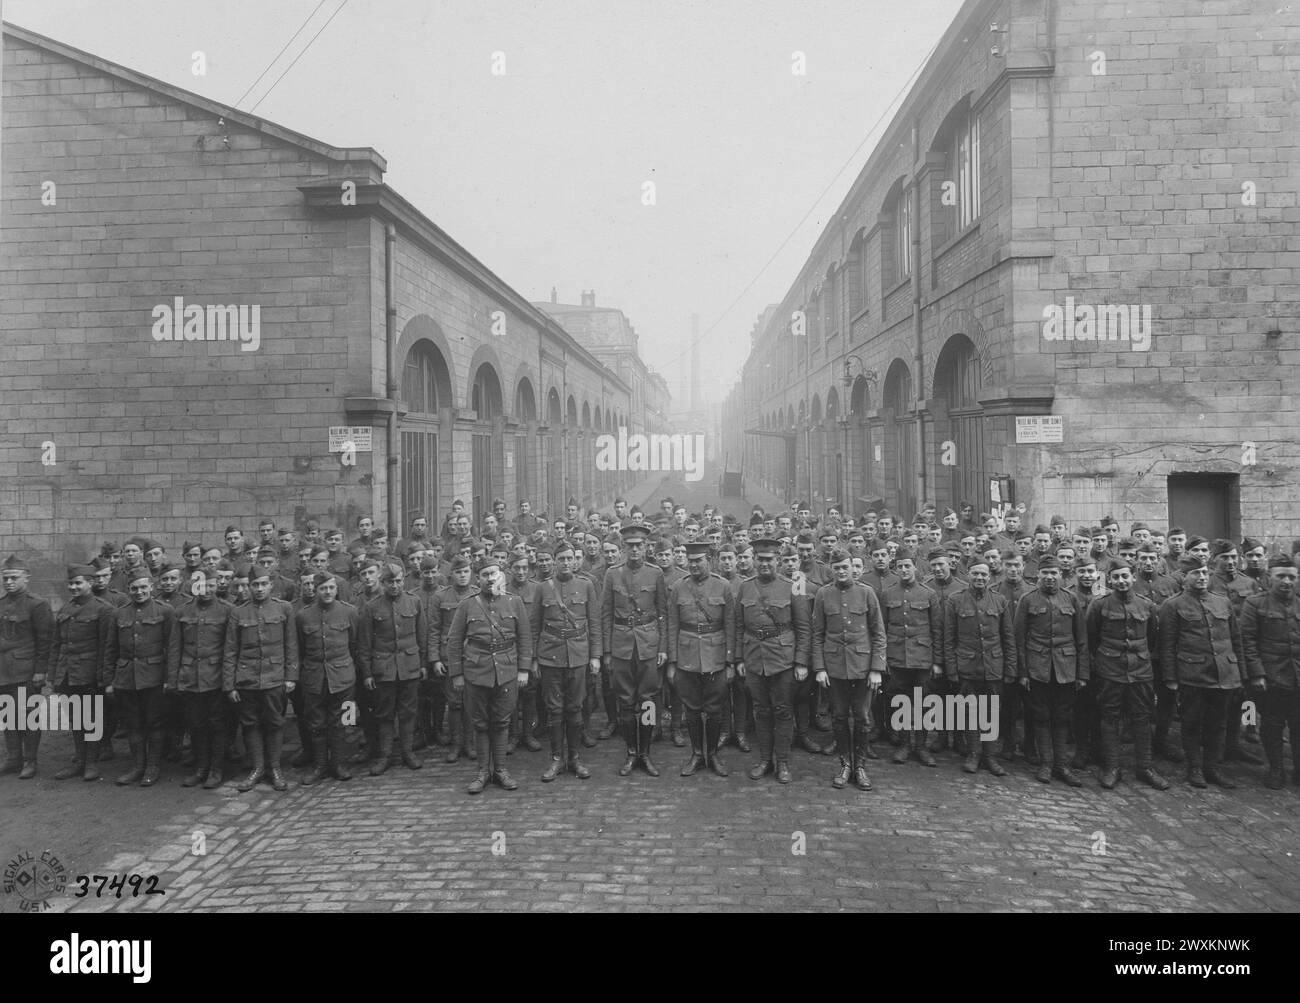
top-left (5, 0), bottom-right (967, 406)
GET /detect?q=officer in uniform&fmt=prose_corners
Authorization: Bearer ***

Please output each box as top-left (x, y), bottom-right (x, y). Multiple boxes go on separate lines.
top-left (1240, 555), bottom-right (1300, 788)
top-left (668, 542), bottom-right (737, 777)
top-left (360, 566), bottom-right (427, 774)
top-left (1086, 561), bottom-right (1167, 790)
top-left (294, 572), bottom-right (359, 785)
top-left (168, 569), bottom-right (232, 789)
top-left (448, 560), bottom-right (534, 794)
top-left (0, 556), bottom-right (54, 778)
top-left (1159, 563), bottom-right (1258, 789)
top-left (601, 522), bottom-right (668, 778)
top-left (880, 548), bottom-right (943, 767)
top-left (505, 553), bottom-right (544, 754)
top-left (533, 540), bottom-right (601, 781)
top-left (49, 564), bottom-right (110, 782)
top-left (223, 566), bottom-right (298, 792)
top-left (102, 568), bottom-right (174, 787)
top-left (943, 559), bottom-right (1016, 776)
top-left (812, 548), bottom-right (887, 791)
top-left (653, 537), bottom-right (688, 748)
top-left (1014, 556), bottom-right (1087, 786)
top-left (733, 538), bottom-right (809, 783)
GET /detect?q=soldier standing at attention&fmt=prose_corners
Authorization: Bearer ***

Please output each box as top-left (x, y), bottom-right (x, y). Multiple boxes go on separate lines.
top-left (943, 559), bottom-right (1015, 777)
top-left (431, 557), bottom-right (480, 764)
top-left (360, 566), bottom-right (427, 774)
top-left (811, 549), bottom-right (887, 791)
top-left (1240, 556), bottom-right (1300, 788)
top-left (1013, 556), bottom-right (1086, 787)
top-left (448, 560), bottom-right (534, 794)
top-left (505, 553), bottom-right (544, 754)
top-left (168, 569), bottom-right (231, 789)
top-left (1159, 563), bottom-right (1259, 789)
top-left (1, 556), bottom-right (54, 778)
top-left (224, 566), bottom-right (298, 792)
top-left (602, 522), bottom-right (668, 778)
top-left (734, 538), bottom-right (810, 783)
top-left (880, 548), bottom-right (943, 768)
top-left (49, 564), bottom-right (110, 782)
top-left (533, 541), bottom-right (601, 781)
top-left (102, 568), bottom-right (173, 787)
top-left (668, 542), bottom-right (736, 777)
top-left (297, 572), bottom-right (360, 785)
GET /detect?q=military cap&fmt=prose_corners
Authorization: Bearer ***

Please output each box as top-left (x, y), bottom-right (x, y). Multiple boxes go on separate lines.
top-left (717, 544), bottom-right (736, 556)
top-left (379, 565), bottom-right (402, 582)
top-left (894, 547), bottom-right (917, 564)
top-left (66, 564), bottom-right (96, 580)
top-left (1130, 522), bottom-right (1150, 533)
top-left (450, 556), bottom-right (471, 571)
top-left (619, 522), bottom-right (652, 542)
top-left (1267, 554), bottom-right (1296, 570)
top-left (1050, 514), bottom-right (1067, 527)
top-left (1106, 559), bottom-right (1133, 574)
top-left (1210, 539), bottom-right (1237, 558)
top-left (358, 559), bottom-right (380, 572)
top-left (91, 556), bottom-right (113, 571)
top-left (684, 542), bottom-right (711, 559)
top-left (182, 540), bottom-right (202, 555)
top-left (1036, 555), bottom-right (1060, 570)
top-left (827, 547), bottom-right (852, 566)
top-left (419, 556), bottom-right (440, 572)
top-left (100, 541), bottom-right (118, 557)
top-left (1186, 535), bottom-right (1207, 550)
top-left (305, 519), bottom-right (321, 532)
top-left (1240, 537), bottom-right (1264, 553)
top-left (1074, 554), bottom-right (1098, 569)
top-left (248, 566), bottom-right (272, 583)
top-left (651, 537), bottom-right (672, 555)
top-left (313, 571), bottom-right (337, 587)
top-left (751, 538), bottom-right (781, 557)
top-left (127, 567), bottom-right (154, 585)
top-left (548, 540), bottom-right (571, 557)
top-left (3, 555), bottom-right (29, 572)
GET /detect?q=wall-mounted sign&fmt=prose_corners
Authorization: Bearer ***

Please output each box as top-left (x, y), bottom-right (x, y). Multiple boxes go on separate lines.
top-left (1015, 416), bottom-right (1063, 444)
top-left (329, 427), bottom-right (373, 452)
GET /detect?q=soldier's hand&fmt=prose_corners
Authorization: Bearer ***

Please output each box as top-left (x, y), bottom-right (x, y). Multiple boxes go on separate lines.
top-left (867, 670), bottom-right (882, 690)
top-left (32, 674), bottom-right (46, 688)
top-left (666, 664), bottom-right (676, 685)
top-left (794, 664), bottom-right (808, 682)
top-left (1248, 677), bottom-right (1266, 692)
top-left (601, 654), bottom-right (611, 669)
top-left (1165, 681), bottom-right (1178, 692)
top-left (725, 666), bottom-right (735, 683)
top-left (931, 664), bottom-right (943, 677)
top-left (363, 676), bottom-right (376, 691)
top-left (734, 660), bottom-right (746, 678)
top-left (657, 652), bottom-right (668, 668)
top-left (433, 660), bottom-right (447, 678)
top-left (163, 682), bottom-right (174, 693)
top-left (588, 658), bottom-right (601, 674)
top-left (227, 690), bottom-right (240, 704)
top-left (452, 675), bottom-right (465, 692)
top-left (815, 670), bottom-right (829, 687)
top-left (286, 681), bottom-right (296, 693)
top-left (1076, 679), bottom-right (1087, 691)
top-left (516, 671), bottom-right (530, 687)
top-left (418, 666), bottom-right (428, 681)
top-left (1019, 677), bottom-right (1030, 690)
top-left (104, 685), bottom-right (114, 696)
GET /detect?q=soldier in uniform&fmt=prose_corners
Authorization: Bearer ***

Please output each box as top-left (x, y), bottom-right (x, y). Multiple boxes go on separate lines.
top-left (413, 556), bottom-right (444, 750)
top-left (1240, 555), bottom-right (1300, 788)
top-left (923, 548), bottom-right (968, 754)
top-left (86, 559), bottom-right (124, 765)
top-left (668, 542), bottom-right (737, 777)
top-left (880, 549), bottom-right (943, 767)
top-left (994, 549), bottom-right (1035, 763)
top-left (1014, 556), bottom-right (1087, 786)
top-left (811, 549), bottom-right (887, 791)
top-left (1132, 543), bottom-right (1182, 763)
top-left (360, 566), bottom-right (427, 773)
top-left (296, 572), bottom-right (359, 784)
top-left (533, 541), bottom-right (601, 781)
top-left (1086, 562), bottom-right (1167, 790)
top-left (223, 566), bottom-right (298, 792)
top-left (49, 564), bottom-right (110, 782)
top-left (167, 569), bottom-right (232, 789)
top-left (430, 557), bottom-right (479, 764)
top-left (447, 560), bottom-right (534, 794)
top-left (1206, 540), bottom-right (1265, 766)
top-left (733, 538), bottom-right (809, 783)
top-left (505, 553), bottom-right (543, 753)
top-left (601, 522), bottom-right (668, 777)
top-left (102, 568), bottom-right (174, 786)
top-left (1159, 563), bottom-right (1258, 789)
top-left (943, 559), bottom-right (1016, 776)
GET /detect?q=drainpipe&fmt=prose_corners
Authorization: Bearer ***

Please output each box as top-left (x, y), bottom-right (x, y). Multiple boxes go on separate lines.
top-left (385, 223), bottom-right (400, 536)
top-left (911, 122), bottom-right (927, 512)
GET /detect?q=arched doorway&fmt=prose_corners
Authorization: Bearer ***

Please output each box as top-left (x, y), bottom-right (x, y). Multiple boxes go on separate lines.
top-left (400, 339), bottom-right (453, 533)
top-left (849, 375), bottom-right (874, 508)
top-left (471, 363), bottom-right (504, 526)
top-left (544, 389), bottom-right (562, 518)
top-left (514, 378), bottom-right (537, 511)
top-left (882, 360), bottom-right (916, 518)
top-left (933, 335), bottom-right (986, 515)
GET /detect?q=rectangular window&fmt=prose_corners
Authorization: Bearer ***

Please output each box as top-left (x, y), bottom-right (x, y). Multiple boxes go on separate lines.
top-left (897, 191), bottom-right (912, 280)
top-left (954, 113), bottom-right (981, 229)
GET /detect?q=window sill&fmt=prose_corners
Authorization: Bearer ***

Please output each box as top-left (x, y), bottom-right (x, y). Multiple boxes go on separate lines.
top-left (935, 219), bottom-right (981, 260)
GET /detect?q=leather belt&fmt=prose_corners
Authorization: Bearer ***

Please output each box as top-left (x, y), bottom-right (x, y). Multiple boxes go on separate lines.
top-left (543, 623), bottom-right (587, 638)
top-left (747, 626), bottom-right (790, 641)
top-left (681, 623), bottom-right (723, 634)
top-left (614, 614), bottom-right (658, 626)
top-left (470, 638), bottom-right (517, 653)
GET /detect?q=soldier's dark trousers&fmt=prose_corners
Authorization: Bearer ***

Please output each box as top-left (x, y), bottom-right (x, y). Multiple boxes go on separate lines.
top-left (886, 668), bottom-right (930, 751)
top-left (467, 680), bottom-right (518, 773)
top-left (55, 683), bottom-right (99, 764)
top-left (373, 679), bottom-right (420, 758)
top-left (1095, 679), bottom-right (1154, 773)
top-left (745, 669), bottom-right (793, 765)
top-left (677, 668), bottom-right (727, 739)
top-left (1261, 687), bottom-right (1300, 775)
top-left (445, 673), bottom-right (472, 752)
top-left (722, 675), bottom-right (752, 738)
top-left (1001, 681), bottom-right (1034, 756)
top-left (163, 689), bottom-right (186, 758)
top-left (1154, 680), bottom-right (1179, 751)
top-left (1028, 676), bottom-right (1075, 770)
top-left (792, 674), bottom-right (818, 741)
top-left (1072, 681), bottom-right (1102, 764)
top-left (511, 675), bottom-right (538, 744)
top-left (305, 683), bottom-right (355, 764)
top-left (611, 655), bottom-right (662, 744)
top-left (1223, 686), bottom-right (1247, 753)
top-left (1179, 686), bottom-right (1230, 773)
top-left (235, 686), bottom-right (287, 770)
top-left (957, 679), bottom-right (1002, 760)
top-left (117, 686), bottom-right (166, 772)
top-left (668, 672), bottom-right (685, 732)
top-left (541, 664), bottom-right (587, 757)
top-left (288, 682), bottom-right (310, 761)
top-left (181, 689), bottom-right (227, 775)
top-left (827, 677), bottom-right (872, 760)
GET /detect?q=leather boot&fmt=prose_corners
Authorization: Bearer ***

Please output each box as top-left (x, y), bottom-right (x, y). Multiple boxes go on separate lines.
top-left (916, 729), bottom-right (936, 767)
top-left (138, 730), bottom-right (162, 786)
top-left (566, 722), bottom-right (590, 779)
top-left (671, 714), bottom-right (687, 747)
top-left (962, 728), bottom-right (979, 774)
top-left (541, 755), bottom-right (564, 781)
top-left (1098, 721), bottom-right (1120, 789)
top-left (748, 759), bottom-right (773, 780)
top-left (640, 722), bottom-right (660, 776)
top-left (1133, 719), bottom-right (1169, 789)
top-left (18, 731), bottom-right (40, 780)
top-left (1261, 719), bottom-right (1285, 789)
top-left (546, 719), bottom-right (565, 762)
top-left (831, 724), bottom-right (851, 788)
top-left (618, 713), bottom-right (638, 776)
top-left (1033, 721), bottom-right (1053, 784)
top-left (291, 711), bottom-right (312, 767)
top-left (1, 731), bottom-right (23, 775)
top-left (706, 717), bottom-right (728, 777)
top-left (236, 729), bottom-right (265, 792)
top-left (301, 735), bottom-right (330, 786)
top-left (83, 740), bottom-right (101, 782)
top-left (1182, 725), bottom-right (1205, 787)
top-left (491, 724), bottom-right (517, 789)
top-left (444, 707), bottom-right (463, 763)
top-left (399, 716), bottom-right (422, 770)
top-left (681, 716), bottom-right (704, 776)
top-left (55, 734), bottom-right (87, 781)
top-left (853, 742), bottom-right (872, 791)
top-left (466, 728), bottom-right (491, 792)
top-left (583, 701), bottom-right (599, 746)
top-left (892, 730), bottom-right (912, 765)
top-left (329, 727), bottom-right (352, 781)
top-left (266, 729), bottom-right (288, 791)
top-left (598, 690), bottom-right (620, 740)
top-left (117, 737), bottom-right (146, 785)
top-left (521, 699), bottom-right (542, 752)
top-left (462, 705), bottom-right (477, 759)
top-left (181, 729), bottom-right (209, 787)
top-left (371, 721), bottom-right (394, 776)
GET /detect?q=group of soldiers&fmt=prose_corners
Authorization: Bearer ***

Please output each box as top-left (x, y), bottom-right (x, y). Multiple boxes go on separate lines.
top-left (1, 495), bottom-right (1297, 797)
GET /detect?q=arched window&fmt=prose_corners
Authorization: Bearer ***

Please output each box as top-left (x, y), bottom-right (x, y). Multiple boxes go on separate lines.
top-left (400, 340), bottom-right (452, 533)
top-left (883, 360), bottom-right (916, 517)
top-left (934, 336), bottom-right (986, 514)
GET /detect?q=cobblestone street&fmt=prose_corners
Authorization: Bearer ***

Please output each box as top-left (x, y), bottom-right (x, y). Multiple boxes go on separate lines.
top-left (36, 736), bottom-right (1300, 913)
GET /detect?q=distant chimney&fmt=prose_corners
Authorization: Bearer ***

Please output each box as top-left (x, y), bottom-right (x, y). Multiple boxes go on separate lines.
top-left (550, 286), bottom-right (557, 304)
top-left (581, 290), bottom-right (596, 307)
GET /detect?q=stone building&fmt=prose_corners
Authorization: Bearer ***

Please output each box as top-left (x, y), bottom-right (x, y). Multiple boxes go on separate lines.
top-left (733, 0), bottom-right (1299, 543)
top-left (0, 23), bottom-right (664, 590)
